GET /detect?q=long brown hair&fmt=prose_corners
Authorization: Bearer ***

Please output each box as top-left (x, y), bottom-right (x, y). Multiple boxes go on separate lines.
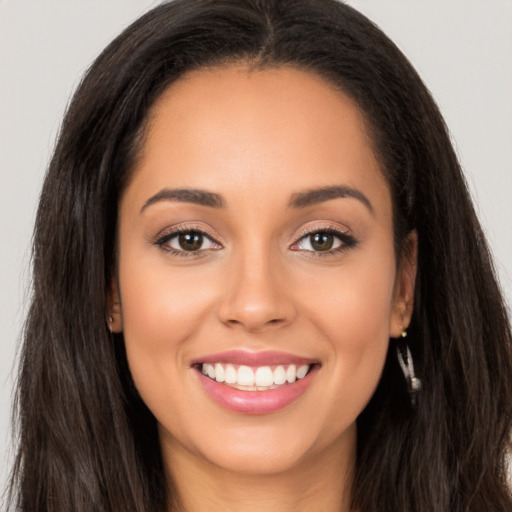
top-left (8, 1), bottom-right (512, 510)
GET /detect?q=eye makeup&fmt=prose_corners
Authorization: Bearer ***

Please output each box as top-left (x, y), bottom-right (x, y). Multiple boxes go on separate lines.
top-left (153, 223), bottom-right (222, 257)
top-left (290, 224), bottom-right (357, 257)
top-left (151, 219), bottom-right (358, 259)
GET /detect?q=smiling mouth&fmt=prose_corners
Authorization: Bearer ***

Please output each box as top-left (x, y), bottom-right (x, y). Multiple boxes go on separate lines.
top-left (192, 352), bottom-right (320, 414)
top-left (195, 362), bottom-right (315, 391)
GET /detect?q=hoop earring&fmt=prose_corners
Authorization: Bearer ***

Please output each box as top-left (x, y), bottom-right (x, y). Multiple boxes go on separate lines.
top-left (396, 342), bottom-right (422, 406)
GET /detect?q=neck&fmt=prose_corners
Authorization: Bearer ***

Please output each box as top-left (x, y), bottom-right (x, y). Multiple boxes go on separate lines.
top-left (163, 426), bottom-right (356, 512)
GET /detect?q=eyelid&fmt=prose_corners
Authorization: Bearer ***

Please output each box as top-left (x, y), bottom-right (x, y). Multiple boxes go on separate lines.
top-left (289, 221), bottom-right (356, 254)
top-left (152, 223), bottom-right (223, 249)
top-left (292, 221), bottom-right (352, 243)
top-left (151, 220), bottom-right (355, 256)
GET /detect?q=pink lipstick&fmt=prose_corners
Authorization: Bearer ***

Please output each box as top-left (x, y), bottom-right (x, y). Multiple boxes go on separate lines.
top-left (192, 350), bottom-right (319, 414)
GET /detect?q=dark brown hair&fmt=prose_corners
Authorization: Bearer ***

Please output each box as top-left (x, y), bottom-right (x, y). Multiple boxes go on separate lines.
top-left (8, 0), bottom-right (512, 510)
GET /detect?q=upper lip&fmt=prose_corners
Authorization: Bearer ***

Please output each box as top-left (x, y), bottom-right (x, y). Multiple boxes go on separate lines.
top-left (191, 350), bottom-right (319, 367)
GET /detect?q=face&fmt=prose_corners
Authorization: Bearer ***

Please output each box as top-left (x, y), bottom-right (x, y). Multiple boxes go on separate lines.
top-left (112, 66), bottom-right (416, 477)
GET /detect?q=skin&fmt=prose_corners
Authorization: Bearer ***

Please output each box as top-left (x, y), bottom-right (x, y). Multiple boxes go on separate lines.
top-left (110, 65), bottom-right (417, 512)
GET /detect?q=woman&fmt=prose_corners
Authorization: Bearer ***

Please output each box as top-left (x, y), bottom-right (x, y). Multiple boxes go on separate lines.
top-left (8, 0), bottom-right (512, 510)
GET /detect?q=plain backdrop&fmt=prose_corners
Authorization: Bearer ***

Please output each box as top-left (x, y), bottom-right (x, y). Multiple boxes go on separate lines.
top-left (1, 0), bottom-right (511, 498)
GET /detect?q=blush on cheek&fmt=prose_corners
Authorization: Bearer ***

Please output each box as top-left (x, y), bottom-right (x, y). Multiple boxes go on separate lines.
top-left (311, 276), bottom-right (392, 403)
top-left (121, 260), bottom-right (215, 338)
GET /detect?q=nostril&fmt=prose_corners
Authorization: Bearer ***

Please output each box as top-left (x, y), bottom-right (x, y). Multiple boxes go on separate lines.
top-left (217, 283), bottom-right (297, 330)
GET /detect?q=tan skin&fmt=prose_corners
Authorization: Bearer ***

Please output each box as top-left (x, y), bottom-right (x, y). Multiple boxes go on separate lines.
top-left (110, 65), bottom-right (417, 512)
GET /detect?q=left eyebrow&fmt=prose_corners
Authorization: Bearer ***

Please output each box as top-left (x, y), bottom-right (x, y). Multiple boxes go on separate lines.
top-left (140, 187), bottom-right (226, 213)
top-left (288, 185), bottom-right (374, 215)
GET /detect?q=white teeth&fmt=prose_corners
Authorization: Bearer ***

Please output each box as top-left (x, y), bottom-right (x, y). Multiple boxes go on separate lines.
top-left (286, 365), bottom-right (296, 383)
top-left (214, 363), bottom-right (225, 383)
top-left (255, 366), bottom-right (274, 387)
top-left (274, 365), bottom-right (286, 385)
top-left (225, 364), bottom-right (237, 384)
top-left (200, 362), bottom-right (312, 389)
top-left (297, 364), bottom-right (309, 379)
top-left (237, 365), bottom-right (255, 386)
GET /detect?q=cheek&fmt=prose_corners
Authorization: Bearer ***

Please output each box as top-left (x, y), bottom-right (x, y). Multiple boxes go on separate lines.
top-left (118, 255), bottom-right (218, 405)
top-left (304, 251), bottom-right (396, 342)
top-left (301, 252), bottom-right (396, 410)
top-left (120, 256), bottom-right (218, 341)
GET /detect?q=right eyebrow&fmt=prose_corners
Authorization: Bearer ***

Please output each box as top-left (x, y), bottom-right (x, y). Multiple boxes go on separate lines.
top-left (288, 185), bottom-right (374, 215)
top-left (140, 188), bottom-right (226, 214)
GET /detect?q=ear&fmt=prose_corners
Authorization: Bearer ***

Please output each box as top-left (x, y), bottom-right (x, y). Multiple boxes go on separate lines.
top-left (389, 230), bottom-right (418, 338)
top-left (106, 278), bottom-right (123, 333)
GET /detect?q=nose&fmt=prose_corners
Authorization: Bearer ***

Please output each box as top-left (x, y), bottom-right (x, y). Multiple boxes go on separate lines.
top-left (218, 249), bottom-right (297, 332)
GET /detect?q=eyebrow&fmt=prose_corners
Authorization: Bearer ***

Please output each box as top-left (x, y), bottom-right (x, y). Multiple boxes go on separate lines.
top-left (140, 184), bottom-right (373, 215)
top-left (288, 185), bottom-right (374, 214)
top-left (140, 188), bottom-right (225, 213)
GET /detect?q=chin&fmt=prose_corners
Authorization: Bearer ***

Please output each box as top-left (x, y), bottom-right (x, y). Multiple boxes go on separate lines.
top-left (158, 407), bottom-right (358, 477)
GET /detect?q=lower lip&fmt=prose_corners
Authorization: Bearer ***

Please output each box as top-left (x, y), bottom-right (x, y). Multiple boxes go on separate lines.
top-left (196, 366), bottom-right (318, 415)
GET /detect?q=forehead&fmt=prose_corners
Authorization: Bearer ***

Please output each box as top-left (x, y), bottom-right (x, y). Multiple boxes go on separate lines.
top-left (126, 65), bottom-right (390, 216)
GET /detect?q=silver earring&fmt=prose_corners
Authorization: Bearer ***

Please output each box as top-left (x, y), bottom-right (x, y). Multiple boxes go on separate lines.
top-left (107, 316), bottom-right (114, 332)
top-left (396, 343), bottom-right (422, 406)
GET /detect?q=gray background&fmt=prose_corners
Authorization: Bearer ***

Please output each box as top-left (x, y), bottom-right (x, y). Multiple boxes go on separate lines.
top-left (1, 0), bottom-right (511, 497)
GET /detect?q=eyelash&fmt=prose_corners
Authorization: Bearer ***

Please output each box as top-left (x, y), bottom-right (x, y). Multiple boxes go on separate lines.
top-left (290, 226), bottom-right (357, 257)
top-left (153, 224), bottom-right (357, 257)
top-left (154, 225), bottom-right (221, 258)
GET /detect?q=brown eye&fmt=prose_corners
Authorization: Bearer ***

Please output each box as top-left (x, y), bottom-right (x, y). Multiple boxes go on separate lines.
top-left (290, 228), bottom-right (353, 254)
top-left (310, 233), bottom-right (334, 251)
top-left (157, 229), bottom-right (221, 254)
top-left (178, 232), bottom-right (203, 251)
